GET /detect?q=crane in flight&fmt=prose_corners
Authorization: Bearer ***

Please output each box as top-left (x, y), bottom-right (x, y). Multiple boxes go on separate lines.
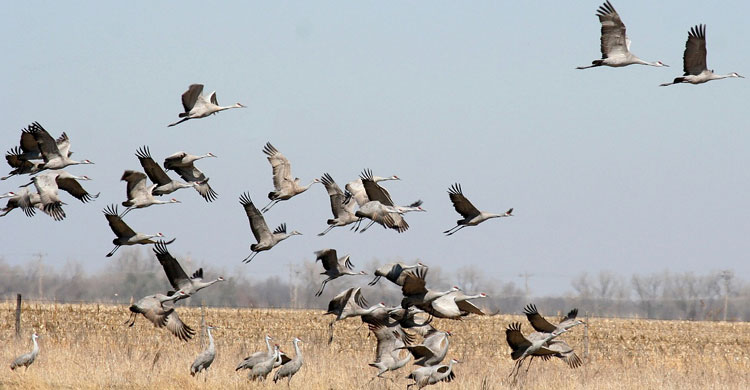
top-left (660, 24), bottom-right (743, 86)
top-left (168, 84), bottom-right (245, 127)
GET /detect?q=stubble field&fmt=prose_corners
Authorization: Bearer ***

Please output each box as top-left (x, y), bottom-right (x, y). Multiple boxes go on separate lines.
top-left (1, 302), bottom-right (749, 390)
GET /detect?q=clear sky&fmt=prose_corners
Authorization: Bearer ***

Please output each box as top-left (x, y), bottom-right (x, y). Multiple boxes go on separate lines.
top-left (1, 1), bottom-right (748, 296)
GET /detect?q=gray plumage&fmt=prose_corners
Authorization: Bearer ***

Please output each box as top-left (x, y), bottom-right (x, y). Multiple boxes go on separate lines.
top-left (120, 170), bottom-right (181, 216)
top-left (369, 262), bottom-right (426, 286)
top-left (444, 183), bottom-right (512, 236)
top-left (103, 204), bottom-right (174, 257)
top-left (406, 358), bottom-right (459, 389)
top-left (153, 240), bottom-right (224, 300)
top-left (126, 290), bottom-right (195, 341)
top-left (399, 329), bottom-right (451, 367)
top-left (317, 173), bottom-right (358, 236)
top-left (523, 304), bottom-right (584, 334)
top-left (273, 338), bottom-right (303, 385)
top-left (368, 322), bottom-right (412, 379)
top-left (135, 146), bottom-right (194, 196)
top-left (10, 333), bottom-right (39, 371)
top-left (239, 192), bottom-right (301, 263)
top-left (236, 335), bottom-right (274, 371)
top-left (163, 149), bottom-right (218, 202)
top-left (249, 344), bottom-right (280, 381)
top-left (260, 142), bottom-right (320, 212)
top-left (191, 326), bottom-right (216, 377)
top-left (314, 248), bottom-right (367, 297)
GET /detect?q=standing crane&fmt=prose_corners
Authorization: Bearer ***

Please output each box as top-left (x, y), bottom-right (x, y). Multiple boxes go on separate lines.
top-left (163, 150), bottom-right (218, 202)
top-left (398, 329), bottom-right (451, 367)
top-left (406, 358), bottom-right (460, 389)
top-left (120, 170), bottom-right (180, 216)
top-left (273, 337), bottom-right (304, 385)
top-left (236, 335), bottom-right (275, 371)
top-left (168, 84), bottom-right (246, 127)
top-left (239, 192), bottom-right (301, 262)
top-left (523, 304), bottom-right (584, 334)
top-left (318, 173), bottom-right (358, 236)
top-left (10, 333), bottom-right (39, 371)
top-left (261, 142), bottom-right (320, 213)
top-left (26, 122), bottom-right (94, 170)
top-left (191, 325), bottom-right (217, 379)
top-left (248, 344), bottom-right (281, 381)
top-left (103, 204), bottom-right (174, 257)
top-left (126, 290), bottom-right (195, 341)
top-left (153, 240), bottom-right (224, 299)
top-left (314, 248), bottom-right (367, 297)
top-left (135, 146), bottom-right (195, 196)
top-left (660, 24), bottom-right (743, 86)
top-left (577, 1), bottom-right (668, 70)
top-left (369, 262), bottom-right (426, 286)
top-left (443, 183), bottom-right (512, 236)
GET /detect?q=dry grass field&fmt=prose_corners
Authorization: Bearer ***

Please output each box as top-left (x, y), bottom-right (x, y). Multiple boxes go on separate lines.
top-left (1, 302), bottom-right (749, 390)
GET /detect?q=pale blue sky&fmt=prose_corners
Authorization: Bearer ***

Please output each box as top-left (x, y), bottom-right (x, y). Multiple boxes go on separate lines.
top-left (1, 1), bottom-right (748, 296)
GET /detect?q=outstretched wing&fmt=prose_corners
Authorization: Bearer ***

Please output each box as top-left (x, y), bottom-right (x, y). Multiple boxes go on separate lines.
top-left (505, 322), bottom-right (531, 354)
top-left (27, 122), bottom-right (62, 162)
top-left (136, 146), bottom-right (172, 186)
top-left (153, 240), bottom-right (190, 290)
top-left (361, 169), bottom-right (394, 206)
top-left (263, 143), bottom-right (293, 191)
top-left (447, 183), bottom-right (480, 219)
top-left (181, 84), bottom-right (204, 112)
top-left (172, 165), bottom-right (217, 202)
top-left (596, 1), bottom-right (628, 58)
top-left (523, 304), bottom-right (557, 333)
top-left (315, 248), bottom-right (339, 271)
top-left (103, 204), bottom-right (135, 238)
top-left (683, 24), bottom-right (707, 76)
top-left (56, 175), bottom-right (99, 203)
top-left (240, 192), bottom-right (271, 243)
top-left (401, 268), bottom-right (428, 296)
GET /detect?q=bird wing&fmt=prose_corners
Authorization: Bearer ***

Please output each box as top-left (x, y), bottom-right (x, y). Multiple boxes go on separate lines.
top-left (181, 84), bottom-right (204, 112)
top-left (369, 323), bottom-right (399, 363)
top-left (683, 24), bottom-right (707, 76)
top-left (135, 146), bottom-right (172, 185)
top-left (263, 143), bottom-right (293, 191)
top-left (209, 91), bottom-right (218, 105)
top-left (345, 180), bottom-right (370, 207)
top-left (28, 122), bottom-right (62, 162)
top-left (104, 205), bottom-right (136, 238)
top-left (447, 183), bottom-right (480, 219)
top-left (5, 147), bottom-right (30, 168)
top-left (505, 322), bottom-right (532, 351)
top-left (546, 340), bottom-right (583, 368)
top-left (315, 248), bottom-right (339, 271)
top-left (560, 307), bottom-right (579, 322)
top-left (19, 130), bottom-right (39, 154)
top-left (361, 169), bottom-right (394, 206)
top-left (141, 302), bottom-right (172, 328)
top-left (596, 0), bottom-right (628, 58)
top-left (239, 192), bottom-right (272, 243)
top-left (164, 310), bottom-right (195, 341)
top-left (352, 287), bottom-right (368, 308)
top-left (423, 331), bottom-right (448, 356)
top-left (121, 170), bottom-right (149, 200)
top-left (163, 151), bottom-right (187, 170)
top-left (523, 304), bottom-right (558, 333)
top-left (55, 132), bottom-right (72, 159)
top-left (172, 164), bottom-right (217, 202)
top-left (56, 175), bottom-right (98, 203)
top-left (456, 299), bottom-right (486, 315)
top-left (401, 268), bottom-right (428, 296)
top-left (321, 173), bottom-right (348, 217)
top-left (153, 241), bottom-right (190, 290)
top-left (428, 294), bottom-right (461, 318)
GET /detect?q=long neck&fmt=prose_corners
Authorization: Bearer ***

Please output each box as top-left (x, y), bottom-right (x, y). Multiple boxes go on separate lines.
top-left (293, 340), bottom-right (302, 358)
top-left (162, 293), bottom-right (182, 303)
top-left (207, 328), bottom-right (214, 350)
top-left (544, 332), bottom-right (560, 343)
top-left (711, 73), bottom-right (736, 80)
top-left (31, 337), bottom-right (39, 355)
top-left (265, 338), bottom-right (272, 354)
top-left (195, 278), bottom-right (221, 290)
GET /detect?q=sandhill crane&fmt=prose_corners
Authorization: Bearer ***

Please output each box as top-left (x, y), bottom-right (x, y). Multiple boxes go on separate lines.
top-left (163, 150), bottom-right (218, 201)
top-left (444, 183), bottom-right (512, 236)
top-left (318, 173), bottom-right (358, 236)
top-left (0, 191), bottom-right (15, 199)
top-left (400, 267), bottom-right (460, 309)
top-left (354, 169), bottom-right (411, 233)
top-left (660, 24), bottom-right (744, 86)
top-left (368, 322), bottom-right (412, 380)
top-left (191, 325), bottom-right (217, 378)
top-left (163, 151), bottom-right (217, 170)
top-left (236, 335), bottom-right (275, 371)
top-left (153, 240), bottom-right (224, 299)
top-left (25, 173), bottom-right (66, 221)
top-left (135, 146), bottom-right (194, 196)
top-left (168, 84), bottom-right (246, 127)
top-left (103, 204), bottom-right (174, 257)
top-left (10, 124), bottom-right (72, 161)
top-left (369, 262), bottom-right (425, 286)
top-left (261, 142), bottom-right (320, 212)
top-left (314, 248), bottom-right (367, 297)
top-left (505, 322), bottom-right (566, 379)
top-left (387, 306), bottom-right (436, 337)
top-left (52, 171), bottom-right (100, 203)
top-left (0, 188), bottom-right (44, 218)
top-left (406, 358), bottom-right (459, 389)
top-left (10, 333), bottom-right (39, 371)
top-left (524, 332), bottom-right (583, 370)
top-left (345, 173), bottom-right (400, 207)
top-left (126, 290), bottom-right (195, 341)
top-left (273, 337), bottom-right (304, 385)
top-left (324, 288), bottom-right (385, 343)
top-left (239, 192), bottom-right (301, 262)
top-left (248, 344), bottom-right (281, 381)
top-left (3, 147), bottom-right (44, 180)
top-left (120, 170), bottom-right (181, 216)
top-left (399, 329), bottom-right (451, 367)
top-left (577, 1), bottom-right (668, 70)
top-left (419, 291), bottom-right (488, 319)
top-left (523, 304), bottom-right (584, 334)
top-left (27, 122), bottom-right (93, 170)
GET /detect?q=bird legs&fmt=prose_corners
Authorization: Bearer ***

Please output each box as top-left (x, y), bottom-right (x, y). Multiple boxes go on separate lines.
top-left (358, 220), bottom-right (376, 233)
top-left (443, 225), bottom-right (466, 236)
top-left (243, 251), bottom-right (259, 263)
top-left (367, 275), bottom-right (382, 286)
top-left (106, 245), bottom-right (121, 258)
top-left (119, 206), bottom-right (134, 218)
top-left (125, 312), bottom-right (137, 327)
top-left (315, 278), bottom-right (331, 297)
top-left (327, 320), bottom-right (335, 344)
top-left (317, 225), bottom-right (335, 236)
top-left (260, 199), bottom-right (280, 213)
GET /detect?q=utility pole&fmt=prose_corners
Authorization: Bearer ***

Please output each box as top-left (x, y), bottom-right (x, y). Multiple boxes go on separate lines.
top-left (720, 270), bottom-right (733, 321)
top-left (518, 272), bottom-right (533, 298)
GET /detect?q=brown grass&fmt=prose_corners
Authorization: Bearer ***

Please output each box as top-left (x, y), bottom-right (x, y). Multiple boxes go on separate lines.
top-left (1, 302), bottom-right (749, 389)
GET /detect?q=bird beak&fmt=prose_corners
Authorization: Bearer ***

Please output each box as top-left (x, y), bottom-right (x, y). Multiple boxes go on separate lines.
top-left (739, 75), bottom-right (746, 78)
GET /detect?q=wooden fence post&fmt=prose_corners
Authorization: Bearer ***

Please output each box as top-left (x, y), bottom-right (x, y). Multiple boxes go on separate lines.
top-left (15, 294), bottom-right (22, 340)
top-left (583, 311), bottom-right (590, 363)
top-left (200, 300), bottom-right (206, 349)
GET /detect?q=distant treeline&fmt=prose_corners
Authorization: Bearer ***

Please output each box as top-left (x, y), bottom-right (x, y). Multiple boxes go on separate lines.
top-left (1, 249), bottom-right (748, 321)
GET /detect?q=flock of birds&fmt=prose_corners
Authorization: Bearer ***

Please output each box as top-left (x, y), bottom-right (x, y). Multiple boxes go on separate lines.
top-left (5, 1), bottom-right (743, 387)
